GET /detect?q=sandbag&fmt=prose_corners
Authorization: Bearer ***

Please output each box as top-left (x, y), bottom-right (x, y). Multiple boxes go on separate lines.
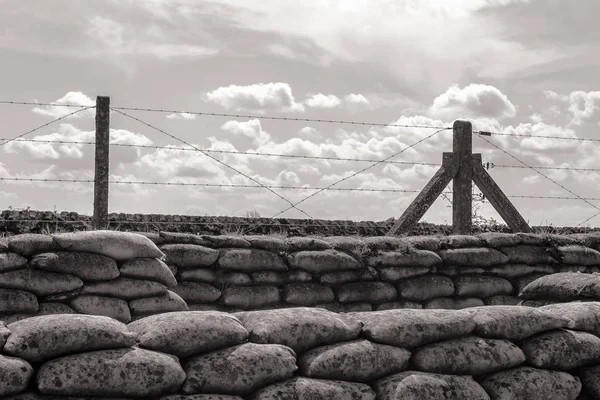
top-left (519, 299), bottom-right (559, 307)
top-left (0, 321), bottom-right (10, 348)
top-left (540, 302), bottom-right (600, 335)
top-left (182, 343), bottom-right (296, 396)
top-left (439, 235), bottom-right (484, 249)
top-left (288, 250), bottom-right (361, 273)
top-left (580, 365), bottom-right (600, 400)
top-left (299, 339), bottom-right (410, 382)
top-left (159, 231), bottom-right (209, 245)
top-left (558, 245), bottom-right (600, 265)
top-left (82, 277), bottom-right (167, 300)
top-left (500, 245), bottom-right (558, 265)
top-left (343, 302), bottom-right (372, 312)
top-left (411, 336), bottom-right (526, 375)
top-left (349, 309), bottom-right (476, 349)
top-left (375, 301), bottom-right (422, 310)
top-left (514, 273), bottom-right (547, 293)
top-left (0, 355), bottom-right (33, 397)
top-left (0, 288), bottom-right (38, 313)
top-left (160, 244), bottom-right (219, 268)
top-left (234, 307), bottom-right (362, 353)
top-left (519, 272), bottom-right (600, 300)
top-left (218, 272), bottom-right (252, 286)
top-left (323, 236), bottom-right (366, 255)
top-left (484, 295), bottom-right (521, 306)
top-left (396, 275), bottom-right (454, 301)
top-left (161, 396), bottom-right (243, 400)
top-left (283, 283), bottom-right (334, 306)
top-left (467, 305), bottom-right (574, 341)
top-left (556, 265), bottom-right (587, 273)
top-left (52, 230), bottom-right (164, 261)
top-left (0, 269), bottom-right (83, 297)
top-left (378, 266), bottom-right (431, 281)
top-left (437, 266), bottom-right (485, 277)
top-left (424, 297), bottom-right (485, 309)
top-left (319, 269), bottom-right (377, 285)
top-left (221, 286), bottom-right (280, 309)
top-left (245, 235), bottom-right (288, 252)
top-left (180, 268), bottom-right (220, 283)
top-left (201, 235), bottom-right (251, 248)
top-left (520, 329), bottom-right (600, 370)
top-left (253, 270), bottom-right (313, 285)
top-left (454, 276), bottom-right (514, 297)
top-left (477, 232), bottom-right (522, 248)
top-left (337, 282), bottom-right (397, 303)
top-left (170, 282), bottom-right (221, 303)
top-left (249, 377), bottom-right (375, 400)
top-left (120, 258), bottom-right (178, 287)
top-left (479, 366), bottom-right (581, 400)
top-left (363, 236), bottom-right (409, 251)
top-left (37, 348), bottom-right (185, 398)
top-left (37, 302), bottom-right (75, 315)
top-left (4, 314), bottom-right (136, 363)
top-left (129, 290), bottom-right (188, 316)
top-left (367, 250), bottom-right (442, 268)
top-left (404, 236), bottom-right (441, 252)
top-left (70, 295), bottom-right (131, 323)
top-left (8, 234), bottom-right (61, 258)
top-left (128, 311), bottom-right (248, 358)
top-left (438, 248), bottom-right (509, 267)
top-left (374, 371), bottom-right (490, 400)
top-left (531, 264), bottom-right (555, 273)
top-left (0, 252), bottom-right (28, 272)
top-left (486, 264), bottom-right (535, 279)
top-left (30, 252), bottom-right (120, 281)
top-left (217, 249), bottom-right (287, 272)
top-left (286, 237), bottom-right (332, 251)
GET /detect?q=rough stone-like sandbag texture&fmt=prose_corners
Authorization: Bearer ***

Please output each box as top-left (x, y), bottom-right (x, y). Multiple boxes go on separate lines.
top-left (3, 393), bottom-right (133, 399)
top-left (500, 245), bottom-right (558, 265)
top-left (4, 314), bottom-right (136, 363)
top-left (0, 238), bottom-right (7, 252)
top-left (531, 264), bottom-right (556, 273)
top-left (221, 286), bottom-right (280, 309)
top-left (367, 250), bottom-right (442, 268)
top-left (363, 236), bottom-right (410, 251)
top-left (283, 283), bottom-right (334, 306)
top-left (249, 377), bottom-right (376, 400)
top-left (558, 245), bottom-right (600, 265)
top-left (378, 266), bottom-right (431, 281)
top-left (0, 355), bottom-right (33, 397)
top-left (30, 252), bottom-right (120, 282)
top-left (520, 329), bottom-right (600, 370)
top-left (161, 244), bottom-right (219, 268)
top-left (43, 288), bottom-right (83, 302)
top-left (202, 235), bottom-right (251, 249)
top-left (52, 230), bottom-right (165, 261)
top-left (570, 232), bottom-right (600, 247)
top-left (342, 302), bottom-right (373, 312)
top-left (82, 277), bottom-right (167, 300)
top-left (137, 231), bottom-right (167, 246)
top-left (120, 258), bottom-right (177, 287)
top-left (580, 365), bottom-right (600, 400)
top-left (404, 236), bottom-right (441, 252)
top-left (0, 253), bottom-right (28, 273)
top-left (319, 269), bottom-right (376, 285)
top-left (171, 282), bottom-right (221, 304)
top-left (486, 264), bottom-right (536, 279)
top-left (337, 282), bottom-right (397, 303)
top-left (411, 336), bottom-right (525, 375)
top-left (217, 249), bottom-right (287, 273)
top-left (484, 295), bottom-right (522, 306)
top-left (540, 302), bottom-right (600, 335)
top-left (161, 396), bottom-right (243, 400)
top-left (515, 233), bottom-right (547, 246)
top-left (244, 235), bottom-right (288, 252)
top-left (375, 301), bottom-right (422, 310)
top-left (349, 309), bottom-right (476, 349)
top-left (182, 342), bottom-right (296, 396)
top-left (0, 269), bottom-right (83, 297)
top-left (424, 297), bottom-right (485, 309)
top-left (179, 268), bottom-right (220, 283)
top-left (397, 275), bottom-right (454, 301)
top-left (0, 321), bottom-right (10, 348)
top-left (8, 234), bottom-right (61, 258)
top-left (299, 339), bottom-right (410, 382)
top-left (37, 302), bottom-right (75, 315)
top-left (557, 265), bottom-right (587, 273)
top-left (437, 266), bottom-right (485, 277)
top-left (37, 347), bottom-right (186, 398)
top-left (480, 366), bottom-right (582, 400)
top-left (467, 305), bottom-right (574, 341)
top-left (477, 232), bottom-right (522, 248)
top-left (519, 272), bottom-right (600, 301)
top-left (252, 270), bottom-right (312, 285)
top-left (286, 237), bottom-right (332, 251)
top-left (288, 250), bottom-right (360, 273)
top-left (322, 236), bottom-right (366, 256)
top-left (439, 248), bottom-right (510, 267)
top-left (129, 290), bottom-right (188, 316)
top-left (455, 276), bottom-right (514, 298)
top-left (187, 304), bottom-right (241, 312)
top-left (234, 307), bottom-right (362, 353)
top-left (519, 299), bottom-right (560, 307)
top-left (0, 288), bottom-right (38, 313)
top-left (439, 235), bottom-right (485, 249)
top-left (128, 311), bottom-right (248, 358)
top-left (218, 272), bottom-right (252, 286)
top-left (160, 231), bottom-right (210, 246)
top-left (374, 371), bottom-right (490, 400)
top-left (514, 273), bottom-right (547, 294)
top-left (70, 295), bottom-right (131, 323)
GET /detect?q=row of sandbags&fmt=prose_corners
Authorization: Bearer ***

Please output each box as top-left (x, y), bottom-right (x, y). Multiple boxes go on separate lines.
top-left (2, 305), bottom-right (600, 399)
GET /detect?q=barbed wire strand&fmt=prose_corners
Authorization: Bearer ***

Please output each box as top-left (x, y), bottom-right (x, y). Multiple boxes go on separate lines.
top-left (475, 130), bottom-right (600, 143)
top-left (474, 134), bottom-right (600, 226)
top-left (0, 101), bottom-right (96, 108)
top-left (110, 107), bottom-right (315, 220)
top-left (0, 107), bottom-right (95, 147)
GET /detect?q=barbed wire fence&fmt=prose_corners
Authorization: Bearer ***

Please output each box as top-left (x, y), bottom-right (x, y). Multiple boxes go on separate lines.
top-left (0, 97), bottom-right (599, 234)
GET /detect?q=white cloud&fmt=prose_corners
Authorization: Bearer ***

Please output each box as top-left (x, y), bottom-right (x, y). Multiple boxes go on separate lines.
top-left (523, 175), bottom-right (541, 184)
top-left (544, 90), bottom-right (600, 125)
top-left (305, 93), bottom-right (341, 108)
top-left (344, 93), bottom-right (370, 107)
top-left (221, 119), bottom-right (271, 146)
top-left (206, 82), bottom-right (305, 113)
top-left (430, 84), bottom-right (517, 120)
top-left (166, 112), bottom-right (197, 120)
top-left (32, 92), bottom-right (95, 119)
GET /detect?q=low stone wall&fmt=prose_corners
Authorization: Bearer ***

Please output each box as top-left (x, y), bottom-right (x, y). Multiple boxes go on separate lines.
top-left (1, 306), bottom-right (599, 399)
top-left (3, 231), bottom-right (600, 322)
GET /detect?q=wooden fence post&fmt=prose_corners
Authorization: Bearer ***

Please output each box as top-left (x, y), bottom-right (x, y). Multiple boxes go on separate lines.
top-left (452, 120), bottom-right (473, 234)
top-left (93, 96), bottom-right (110, 230)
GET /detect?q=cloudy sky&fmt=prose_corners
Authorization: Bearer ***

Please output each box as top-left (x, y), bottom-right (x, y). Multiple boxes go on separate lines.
top-left (1, 0), bottom-right (600, 227)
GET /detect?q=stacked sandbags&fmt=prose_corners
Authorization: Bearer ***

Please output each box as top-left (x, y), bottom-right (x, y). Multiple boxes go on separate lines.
top-left (517, 272), bottom-right (600, 307)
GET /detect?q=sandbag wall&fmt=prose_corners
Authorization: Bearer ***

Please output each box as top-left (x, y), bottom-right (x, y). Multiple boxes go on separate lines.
top-left (2, 305), bottom-right (600, 399)
top-left (4, 230), bottom-right (600, 321)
